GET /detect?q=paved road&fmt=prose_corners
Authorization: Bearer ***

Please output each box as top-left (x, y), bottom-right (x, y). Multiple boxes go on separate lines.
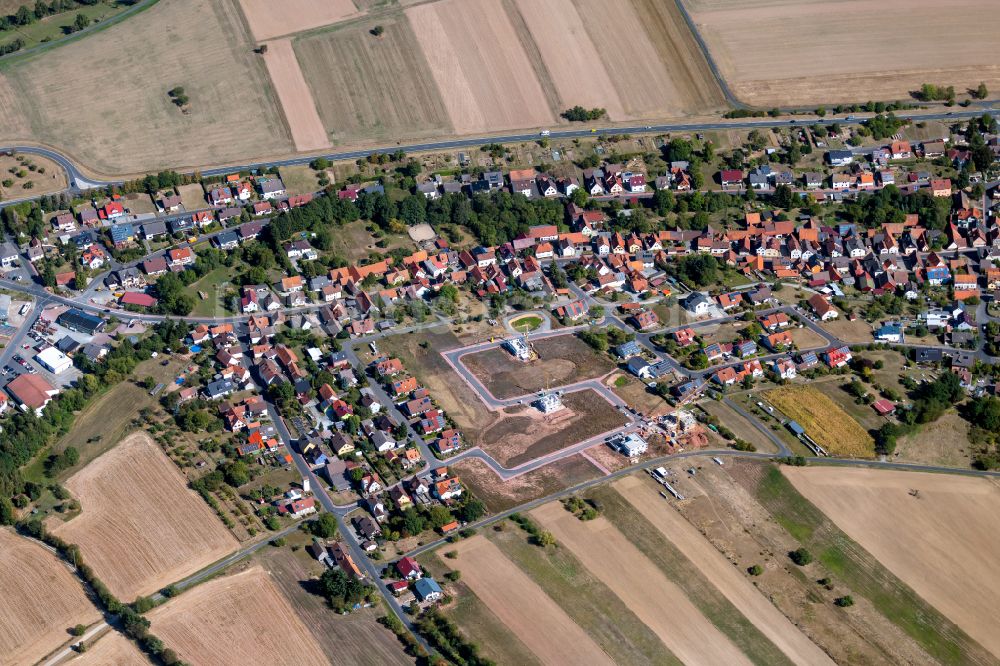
top-left (1, 105), bottom-right (995, 197)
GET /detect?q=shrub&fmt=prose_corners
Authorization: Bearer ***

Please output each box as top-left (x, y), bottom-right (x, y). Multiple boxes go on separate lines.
top-left (834, 595), bottom-right (855, 607)
top-left (747, 564), bottom-right (764, 576)
top-left (789, 547), bottom-right (813, 566)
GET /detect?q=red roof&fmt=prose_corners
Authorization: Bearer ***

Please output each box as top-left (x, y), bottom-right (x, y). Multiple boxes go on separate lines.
top-left (120, 292), bottom-right (157, 307)
top-left (872, 399), bottom-right (895, 415)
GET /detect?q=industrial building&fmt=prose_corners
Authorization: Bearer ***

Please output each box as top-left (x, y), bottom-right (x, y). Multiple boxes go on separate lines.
top-left (35, 347), bottom-right (72, 374)
top-left (57, 308), bottom-right (106, 335)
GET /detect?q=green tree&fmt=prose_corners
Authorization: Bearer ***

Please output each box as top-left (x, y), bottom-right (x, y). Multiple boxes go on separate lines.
top-left (747, 564), bottom-right (764, 576)
top-left (535, 531), bottom-right (557, 547)
top-left (789, 547), bottom-right (813, 565)
top-left (311, 512), bottom-right (339, 538)
top-left (974, 82), bottom-right (988, 100)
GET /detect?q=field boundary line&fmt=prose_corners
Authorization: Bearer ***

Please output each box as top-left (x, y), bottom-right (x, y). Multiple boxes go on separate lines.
top-left (671, 0), bottom-right (743, 108)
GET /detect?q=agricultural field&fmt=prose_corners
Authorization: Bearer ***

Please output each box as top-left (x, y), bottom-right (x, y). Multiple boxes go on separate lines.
top-left (460, 334), bottom-right (616, 400)
top-left (784, 466), bottom-right (1000, 658)
top-left (685, 0), bottom-right (1000, 107)
top-left (405, 0), bottom-right (555, 134)
top-left (0, 528), bottom-right (101, 666)
top-left (261, 38), bottom-right (330, 152)
top-left (68, 630), bottom-right (148, 666)
top-left (765, 385), bottom-right (875, 457)
top-left (254, 544), bottom-right (411, 665)
top-left (683, 460), bottom-right (984, 664)
top-left (0, 152), bottom-right (67, 199)
top-left (238, 0), bottom-right (358, 42)
top-left (149, 567), bottom-right (328, 666)
top-left (0, 0), bottom-right (291, 176)
top-left (294, 15), bottom-right (452, 145)
top-left (53, 432), bottom-right (239, 600)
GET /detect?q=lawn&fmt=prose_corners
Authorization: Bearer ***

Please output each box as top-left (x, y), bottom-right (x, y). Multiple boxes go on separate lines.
top-left (278, 164), bottom-right (321, 195)
top-left (0, 1), bottom-right (133, 54)
top-left (508, 314), bottom-right (543, 332)
top-left (186, 267), bottom-right (237, 317)
top-left (753, 465), bottom-right (989, 665)
top-left (765, 385), bottom-right (874, 457)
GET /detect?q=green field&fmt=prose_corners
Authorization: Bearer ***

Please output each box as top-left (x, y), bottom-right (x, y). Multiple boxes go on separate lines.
top-left (754, 465), bottom-right (990, 665)
top-left (0, 0), bottom-right (134, 55)
top-left (509, 314), bottom-right (543, 332)
top-left (186, 267), bottom-right (236, 317)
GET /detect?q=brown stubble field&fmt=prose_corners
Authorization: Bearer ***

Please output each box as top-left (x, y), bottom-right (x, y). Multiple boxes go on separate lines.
top-left (405, 0), bottom-right (556, 134)
top-left (0, 528), bottom-right (101, 666)
top-left (54, 432), bottom-right (239, 600)
top-left (614, 475), bottom-right (834, 665)
top-left (294, 15), bottom-right (452, 144)
top-left (784, 466), bottom-right (1000, 658)
top-left (149, 567), bottom-right (328, 666)
top-left (687, 0), bottom-right (1000, 106)
top-left (261, 39), bottom-right (331, 152)
top-left (254, 545), bottom-right (411, 665)
top-left (69, 630), bottom-right (148, 666)
top-left (441, 536), bottom-right (614, 665)
top-left (532, 501), bottom-right (754, 666)
top-left (238, 0), bottom-right (359, 42)
top-left (0, 0), bottom-right (292, 176)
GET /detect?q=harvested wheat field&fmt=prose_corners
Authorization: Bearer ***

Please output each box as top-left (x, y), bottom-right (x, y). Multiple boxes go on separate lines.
top-left (442, 535), bottom-right (613, 665)
top-left (54, 432), bottom-right (238, 600)
top-left (261, 39), bottom-right (331, 152)
top-left (766, 385), bottom-right (874, 457)
top-left (687, 0), bottom-right (1000, 106)
top-left (784, 466), bottom-right (1000, 658)
top-left (0, 0), bottom-right (291, 175)
top-left (533, 502), bottom-right (752, 666)
top-left (69, 630), bottom-right (148, 666)
top-left (239, 0), bottom-right (358, 41)
top-left (149, 567), bottom-right (328, 666)
top-left (615, 475), bottom-right (833, 665)
top-left (406, 0), bottom-right (555, 134)
top-left (0, 529), bottom-right (101, 666)
top-left (295, 15), bottom-right (451, 143)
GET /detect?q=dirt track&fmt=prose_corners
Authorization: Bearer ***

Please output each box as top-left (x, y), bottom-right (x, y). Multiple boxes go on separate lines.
top-left (149, 566), bottom-right (328, 666)
top-left (444, 535), bottom-right (614, 665)
top-left (0, 529), bottom-right (100, 666)
top-left (615, 476), bottom-right (834, 665)
top-left (54, 432), bottom-right (239, 600)
top-left (533, 502), bottom-right (753, 666)
top-left (784, 466), bottom-right (1000, 658)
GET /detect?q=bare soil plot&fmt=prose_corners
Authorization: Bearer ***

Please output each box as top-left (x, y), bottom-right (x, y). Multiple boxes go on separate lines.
top-left (819, 317), bottom-right (875, 344)
top-left (295, 15), bottom-right (451, 144)
top-left (615, 475), bottom-right (833, 665)
top-left (788, 326), bottom-right (828, 350)
top-left (262, 39), bottom-right (330, 152)
top-left (687, 0), bottom-right (1000, 106)
top-left (238, 0), bottom-right (358, 42)
top-left (0, 152), bottom-right (68, 199)
top-left (609, 373), bottom-right (669, 417)
top-left (70, 630), bottom-right (148, 666)
top-left (0, 529), bottom-right (100, 666)
top-left (406, 0), bottom-right (555, 134)
top-left (461, 334), bottom-right (616, 399)
top-left (480, 390), bottom-right (628, 467)
top-left (441, 535), bottom-right (614, 665)
top-left (0, 0), bottom-right (291, 176)
top-left (452, 454), bottom-right (600, 513)
top-left (278, 164), bottom-right (321, 195)
top-left (54, 432), bottom-right (239, 600)
top-left (784, 466), bottom-right (1000, 658)
top-left (766, 385), bottom-right (874, 457)
top-left (533, 502), bottom-right (753, 666)
top-left (176, 183), bottom-right (206, 211)
top-left (255, 546), bottom-right (410, 665)
top-left (149, 566), bottom-right (328, 666)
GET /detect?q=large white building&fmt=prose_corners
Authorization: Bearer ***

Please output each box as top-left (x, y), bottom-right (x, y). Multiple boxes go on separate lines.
top-left (35, 347), bottom-right (72, 374)
top-left (502, 336), bottom-right (534, 361)
top-left (608, 432), bottom-right (648, 457)
top-left (534, 390), bottom-right (564, 414)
